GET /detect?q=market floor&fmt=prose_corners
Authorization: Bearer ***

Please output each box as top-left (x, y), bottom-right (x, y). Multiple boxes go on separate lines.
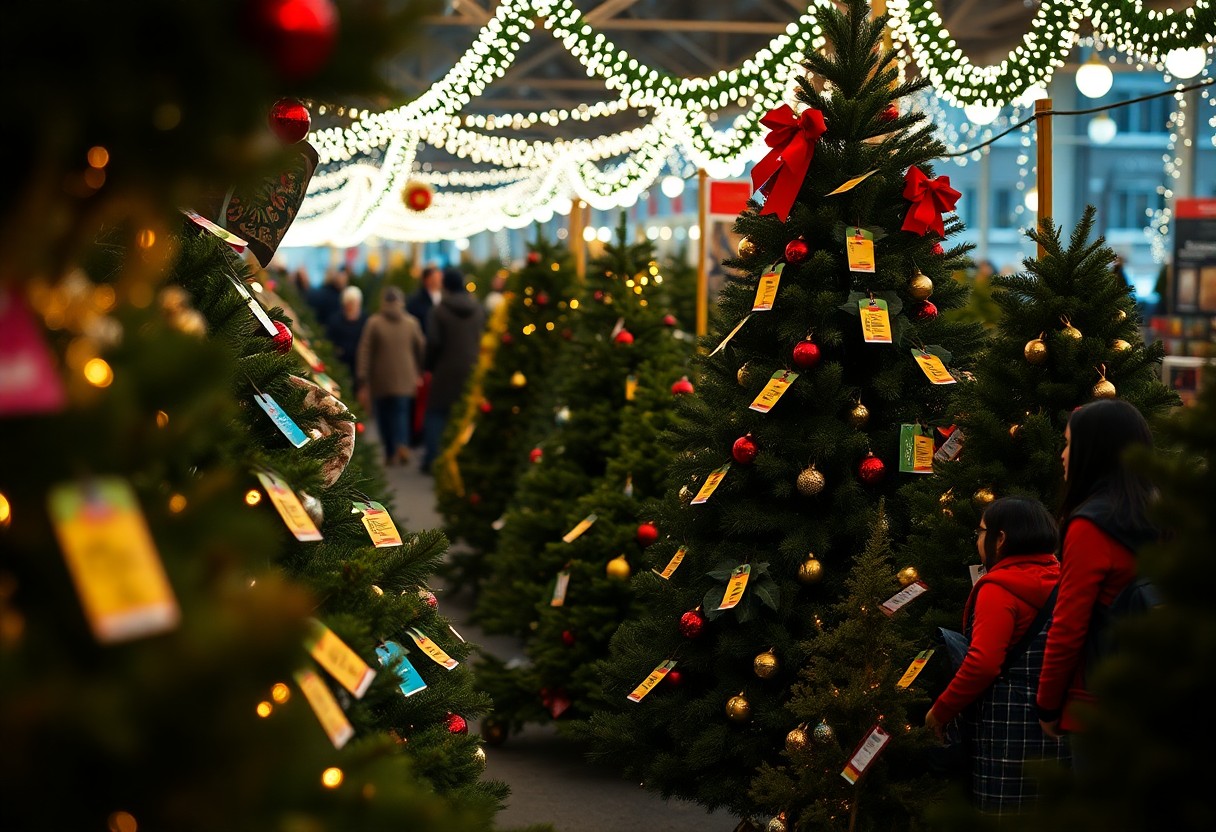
top-left (383, 451), bottom-right (735, 832)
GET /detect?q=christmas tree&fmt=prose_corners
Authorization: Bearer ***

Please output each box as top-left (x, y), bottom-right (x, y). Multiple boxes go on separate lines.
top-left (900, 208), bottom-right (1179, 623)
top-left (586, 0), bottom-right (984, 823)
top-left (437, 238), bottom-right (578, 594)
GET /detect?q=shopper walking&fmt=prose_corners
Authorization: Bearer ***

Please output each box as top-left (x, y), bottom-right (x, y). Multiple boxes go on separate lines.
top-left (421, 267), bottom-right (485, 472)
top-left (356, 286), bottom-right (425, 466)
top-left (325, 285), bottom-right (367, 385)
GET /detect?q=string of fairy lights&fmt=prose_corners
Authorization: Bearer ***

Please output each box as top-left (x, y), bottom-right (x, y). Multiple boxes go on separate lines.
top-left (284, 0), bottom-right (1215, 249)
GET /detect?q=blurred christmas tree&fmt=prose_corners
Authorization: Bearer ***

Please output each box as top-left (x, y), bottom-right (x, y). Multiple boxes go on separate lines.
top-left (437, 239), bottom-right (578, 594)
top-left (900, 208), bottom-right (1178, 626)
top-left (586, 0), bottom-right (985, 824)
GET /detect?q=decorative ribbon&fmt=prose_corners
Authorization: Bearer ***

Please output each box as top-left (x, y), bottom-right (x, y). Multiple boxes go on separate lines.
top-left (901, 166), bottom-right (961, 237)
top-left (750, 104), bottom-right (827, 222)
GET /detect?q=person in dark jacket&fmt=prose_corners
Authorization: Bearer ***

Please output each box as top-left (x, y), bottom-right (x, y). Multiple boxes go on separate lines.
top-left (421, 267), bottom-right (485, 472)
top-left (1036, 401), bottom-right (1157, 757)
top-left (325, 285), bottom-right (367, 385)
top-left (927, 497), bottom-right (1070, 815)
top-left (356, 287), bottom-right (425, 466)
top-left (307, 267), bottom-right (348, 325)
top-left (406, 265), bottom-right (442, 327)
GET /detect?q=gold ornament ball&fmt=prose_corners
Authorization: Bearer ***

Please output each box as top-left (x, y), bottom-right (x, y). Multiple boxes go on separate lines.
top-left (908, 271), bottom-right (934, 301)
top-left (1024, 338), bottom-right (1048, 365)
top-left (738, 236), bottom-right (758, 258)
top-left (1112, 339), bottom-right (1132, 353)
top-left (510, 371), bottom-right (528, 388)
top-left (848, 402), bottom-right (870, 428)
top-left (973, 487), bottom-right (996, 507)
top-left (785, 726), bottom-right (810, 754)
top-left (797, 557), bottom-right (824, 585)
top-left (766, 815), bottom-right (788, 832)
top-left (1114, 309), bottom-right (1128, 323)
top-left (725, 693), bottom-right (752, 722)
top-left (897, 566), bottom-right (920, 587)
top-left (679, 485), bottom-right (694, 504)
top-left (473, 747), bottom-right (487, 769)
top-left (753, 650), bottom-right (780, 679)
top-left (812, 721), bottom-right (834, 742)
top-left (1062, 323), bottom-right (1083, 340)
top-left (606, 554), bottom-right (632, 581)
top-left (796, 465), bottom-right (826, 496)
top-left (737, 363), bottom-right (751, 386)
top-left (1093, 378), bottom-right (1117, 399)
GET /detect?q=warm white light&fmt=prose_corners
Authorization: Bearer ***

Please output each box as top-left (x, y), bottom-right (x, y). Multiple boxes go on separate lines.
top-left (963, 102), bottom-right (999, 126)
top-left (1015, 84), bottom-right (1049, 108)
top-left (660, 175), bottom-right (685, 199)
top-left (659, 226), bottom-right (672, 241)
top-left (1076, 55), bottom-right (1113, 99)
top-left (582, 226), bottom-right (597, 242)
top-left (1024, 188), bottom-right (1038, 213)
top-left (1088, 113), bottom-right (1117, 145)
top-left (1165, 47), bottom-right (1207, 80)
top-left (646, 226), bottom-right (659, 240)
top-left (689, 225), bottom-right (702, 241)
top-left (455, 238), bottom-right (470, 251)
top-left (596, 226), bottom-right (612, 243)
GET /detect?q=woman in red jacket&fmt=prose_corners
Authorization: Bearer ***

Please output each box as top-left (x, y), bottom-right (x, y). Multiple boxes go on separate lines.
top-left (1036, 400), bottom-right (1157, 753)
top-left (926, 496), bottom-right (1069, 815)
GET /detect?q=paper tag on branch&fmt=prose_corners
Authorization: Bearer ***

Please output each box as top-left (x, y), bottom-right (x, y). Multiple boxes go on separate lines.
top-left (710, 314), bottom-right (751, 356)
top-left (827, 170), bottom-right (878, 196)
top-left (860, 299), bottom-right (892, 343)
top-left (295, 669), bottom-right (354, 748)
top-left (749, 369), bottom-right (798, 413)
top-left (562, 513), bottom-right (597, 543)
top-left (691, 464), bottom-right (730, 505)
top-left (717, 565), bottom-right (751, 611)
top-left (845, 227), bottom-right (876, 273)
top-left (254, 393), bottom-right (310, 448)
top-left (899, 424), bottom-right (935, 474)
top-left (625, 374), bottom-right (638, 401)
top-left (895, 649), bottom-right (935, 689)
top-left (306, 620), bottom-right (376, 698)
top-left (551, 569), bottom-right (571, 607)
top-left (47, 477), bottom-right (180, 644)
top-left (627, 660), bottom-right (677, 703)
top-left (841, 725), bottom-right (892, 784)
top-left (880, 580), bottom-right (929, 616)
top-left (375, 640), bottom-right (427, 697)
top-left (407, 628), bottom-right (459, 669)
top-left (255, 471), bottom-right (322, 541)
top-left (913, 349), bottom-right (956, 385)
top-left (353, 500), bottom-right (402, 548)
top-left (752, 264), bottom-right (784, 312)
top-left (654, 546), bottom-right (687, 579)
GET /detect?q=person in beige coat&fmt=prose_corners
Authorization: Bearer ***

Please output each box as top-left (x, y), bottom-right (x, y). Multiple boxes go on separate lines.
top-left (356, 286), bottom-right (425, 465)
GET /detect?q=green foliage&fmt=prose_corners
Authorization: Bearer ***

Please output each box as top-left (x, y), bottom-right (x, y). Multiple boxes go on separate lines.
top-left (900, 208), bottom-right (1179, 628)
top-left (438, 238), bottom-right (577, 592)
top-left (587, 0), bottom-right (984, 823)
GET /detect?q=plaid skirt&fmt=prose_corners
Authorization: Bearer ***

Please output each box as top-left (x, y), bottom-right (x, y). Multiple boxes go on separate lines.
top-left (964, 625), bottom-right (1071, 815)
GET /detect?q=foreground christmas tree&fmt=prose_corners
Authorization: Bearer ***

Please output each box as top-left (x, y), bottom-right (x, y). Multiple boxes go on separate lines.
top-left (437, 239), bottom-right (577, 593)
top-left (900, 208), bottom-right (1178, 621)
top-left (586, 0), bottom-right (985, 824)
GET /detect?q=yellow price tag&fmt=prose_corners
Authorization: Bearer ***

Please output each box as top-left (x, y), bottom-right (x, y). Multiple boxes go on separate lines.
top-left (859, 299), bottom-right (892, 344)
top-left (551, 570), bottom-right (571, 607)
top-left (913, 350), bottom-right (957, 385)
top-left (752, 264), bottom-right (784, 312)
top-left (827, 169), bottom-right (878, 196)
top-left (914, 434), bottom-right (935, 471)
top-left (256, 471), bottom-right (322, 541)
top-left (361, 506), bottom-right (403, 548)
top-left (625, 374), bottom-right (638, 401)
top-left (562, 513), bottom-right (598, 543)
top-left (307, 620), bottom-right (376, 698)
top-left (691, 464), bottom-right (730, 505)
top-left (627, 660), bottom-right (677, 703)
top-left (717, 564), bottom-right (751, 611)
top-left (407, 628), bottom-right (459, 669)
top-left (47, 478), bottom-right (180, 644)
top-left (749, 369), bottom-right (799, 413)
top-left (895, 649), bottom-right (935, 690)
top-left (846, 227), bottom-right (876, 273)
top-left (654, 546), bottom-right (687, 580)
top-left (296, 669), bottom-right (355, 748)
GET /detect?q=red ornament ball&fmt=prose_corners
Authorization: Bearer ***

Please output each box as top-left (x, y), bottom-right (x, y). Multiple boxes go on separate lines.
top-left (784, 238), bottom-right (810, 265)
top-left (526, 251), bottom-right (542, 265)
top-left (858, 453), bottom-right (886, 485)
top-left (271, 320), bottom-right (293, 354)
top-left (469, 492), bottom-right (482, 506)
top-left (662, 314), bottom-right (678, 327)
top-left (664, 669), bottom-right (683, 687)
top-left (500, 333), bottom-right (514, 345)
top-left (931, 242), bottom-right (945, 256)
top-left (535, 292), bottom-right (550, 306)
top-left (732, 434), bottom-right (759, 465)
top-left (403, 181), bottom-right (433, 212)
top-left (614, 329), bottom-right (634, 346)
top-left (478, 400), bottom-right (493, 414)
top-left (561, 629), bottom-right (576, 647)
top-left (912, 300), bottom-right (939, 321)
top-left (679, 609), bottom-right (706, 639)
top-left (879, 104), bottom-right (900, 123)
top-left (671, 376), bottom-right (695, 396)
top-left (530, 447), bottom-right (543, 464)
top-left (445, 713), bottom-right (468, 735)
top-left (792, 338), bottom-right (821, 370)
top-left (252, 0), bottom-right (339, 81)
top-left (268, 98), bottom-right (311, 144)
top-left (355, 422), bottom-right (365, 435)
top-left (418, 589), bottom-right (438, 610)
top-left (636, 522), bottom-right (660, 547)
top-left (593, 290), bottom-right (605, 301)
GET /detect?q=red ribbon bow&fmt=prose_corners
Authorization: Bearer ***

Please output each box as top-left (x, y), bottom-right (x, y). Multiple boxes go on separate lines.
top-left (901, 166), bottom-right (961, 237)
top-left (751, 104), bottom-right (827, 222)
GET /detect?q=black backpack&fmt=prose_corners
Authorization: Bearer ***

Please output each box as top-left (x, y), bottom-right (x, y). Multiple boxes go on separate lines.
top-left (1083, 576), bottom-right (1163, 679)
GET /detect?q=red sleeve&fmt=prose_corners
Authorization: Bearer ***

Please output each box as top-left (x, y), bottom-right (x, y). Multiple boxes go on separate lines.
top-left (930, 584), bottom-right (1019, 724)
top-left (1035, 519), bottom-right (1111, 715)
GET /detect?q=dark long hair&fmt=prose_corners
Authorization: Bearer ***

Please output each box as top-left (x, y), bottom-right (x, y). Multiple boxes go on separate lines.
top-left (982, 497), bottom-right (1058, 568)
top-left (1060, 400), bottom-right (1156, 550)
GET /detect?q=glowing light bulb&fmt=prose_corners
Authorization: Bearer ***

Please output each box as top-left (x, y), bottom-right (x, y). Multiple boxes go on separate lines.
top-left (1165, 47), bottom-right (1207, 80)
top-left (1088, 113), bottom-right (1117, 145)
top-left (660, 175), bottom-right (685, 198)
top-left (245, 489), bottom-right (262, 506)
top-left (83, 358), bottom-right (113, 388)
top-left (271, 683), bottom-right (291, 703)
top-left (321, 767), bottom-right (344, 788)
top-left (256, 701), bottom-right (273, 718)
top-left (1076, 55), bottom-right (1113, 99)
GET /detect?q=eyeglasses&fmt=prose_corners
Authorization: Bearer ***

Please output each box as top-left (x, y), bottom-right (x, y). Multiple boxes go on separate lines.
top-left (973, 526), bottom-right (987, 540)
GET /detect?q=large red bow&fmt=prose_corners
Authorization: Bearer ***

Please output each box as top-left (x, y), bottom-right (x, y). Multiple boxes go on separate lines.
top-left (751, 104), bottom-right (827, 222)
top-left (901, 166), bottom-right (961, 237)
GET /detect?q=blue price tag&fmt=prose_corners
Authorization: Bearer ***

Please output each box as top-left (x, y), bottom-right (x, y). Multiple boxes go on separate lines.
top-left (254, 393), bottom-right (310, 448)
top-left (375, 640), bottom-right (427, 697)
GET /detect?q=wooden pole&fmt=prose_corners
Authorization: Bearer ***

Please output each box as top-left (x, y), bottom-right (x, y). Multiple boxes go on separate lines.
top-left (696, 168), bottom-right (709, 337)
top-left (571, 199), bottom-right (586, 281)
top-left (1034, 98), bottom-right (1053, 258)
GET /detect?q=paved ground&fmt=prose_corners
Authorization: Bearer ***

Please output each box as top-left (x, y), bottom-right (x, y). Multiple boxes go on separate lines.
top-left (383, 452), bottom-right (735, 832)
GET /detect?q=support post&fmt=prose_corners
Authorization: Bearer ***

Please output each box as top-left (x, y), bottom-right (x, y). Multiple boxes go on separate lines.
top-left (571, 199), bottom-right (586, 281)
top-left (697, 169), bottom-right (709, 337)
top-left (1034, 98), bottom-right (1054, 258)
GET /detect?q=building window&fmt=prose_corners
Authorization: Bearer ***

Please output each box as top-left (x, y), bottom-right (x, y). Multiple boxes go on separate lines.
top-left (993, 188), bottom-right (1016, 228)
top-left (1106, 187), bottom-right (1163, 229)
top-left (1110, 91), bottom-right (1171, 134)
